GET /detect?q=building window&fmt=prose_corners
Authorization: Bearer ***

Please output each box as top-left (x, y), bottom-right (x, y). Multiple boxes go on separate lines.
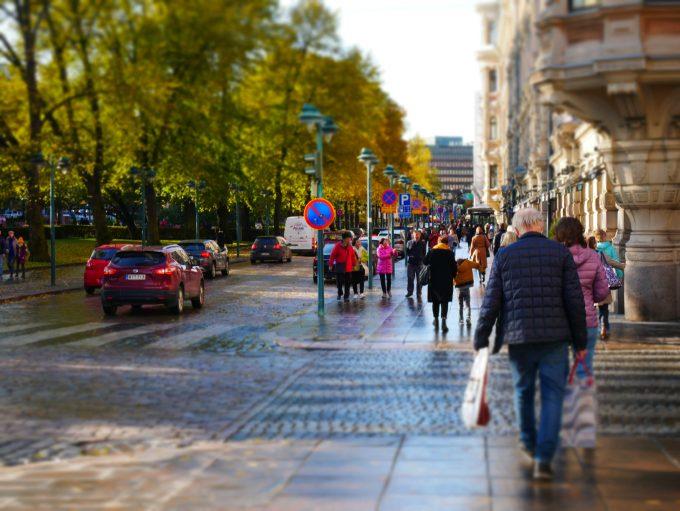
top-left (489, 165), bottom-right (498, 189)
top-left (489, 117), bottom-right (498, 140)
top-left (488, 69), bottom-right (497, 93)
top-left (569, 0), bottom-right (600, 10)
top-left (486, 20), bottom-right (497, 45)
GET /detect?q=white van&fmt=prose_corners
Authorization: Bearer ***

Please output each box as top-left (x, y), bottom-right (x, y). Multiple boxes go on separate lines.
top-left (284, 216), bottom-right (316, 255)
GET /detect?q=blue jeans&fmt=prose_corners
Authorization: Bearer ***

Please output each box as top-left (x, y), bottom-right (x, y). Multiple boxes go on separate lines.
top-left (508, 342), bottom-right (569, 463)
top-left (575, 327), bottom-right (598, 379)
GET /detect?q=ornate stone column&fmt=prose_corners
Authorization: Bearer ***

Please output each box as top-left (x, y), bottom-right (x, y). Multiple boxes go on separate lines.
top-left (600, 138), bottom-right (680, 320)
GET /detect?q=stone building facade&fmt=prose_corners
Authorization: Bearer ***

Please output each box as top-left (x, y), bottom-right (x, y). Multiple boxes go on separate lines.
top-left (476, 0), bottom-right (680, 321)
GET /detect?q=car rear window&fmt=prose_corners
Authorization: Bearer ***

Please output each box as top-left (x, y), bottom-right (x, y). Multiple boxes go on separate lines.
top-left (179, 243), bottom-right (205, 251)
top-left (255, 237), bottom-right (278, 245)
top-left (111, 251), bottom-right (166, 267)
top-left (90, 248), bottom-right (119, 260)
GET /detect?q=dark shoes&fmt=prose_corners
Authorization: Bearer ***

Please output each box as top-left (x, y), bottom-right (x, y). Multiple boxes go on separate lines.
top-left (405, 293), bottom-right (413, 298)
top-left (519, 444), bottom-right (534, 463)
top-left (533, 460), bottom-right (554, 481)
top-left (441, 318), bottom-right (449, 333)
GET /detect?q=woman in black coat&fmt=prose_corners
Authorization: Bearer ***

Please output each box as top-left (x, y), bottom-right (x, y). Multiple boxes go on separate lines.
top-left (424, 235), bottom-right (458, 332)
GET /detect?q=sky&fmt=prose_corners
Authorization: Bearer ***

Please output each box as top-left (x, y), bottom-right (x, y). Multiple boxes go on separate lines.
top-left (279, 0), bottom-right (482, 143)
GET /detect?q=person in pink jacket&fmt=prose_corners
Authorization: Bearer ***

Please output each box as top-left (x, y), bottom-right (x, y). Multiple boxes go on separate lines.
top-left (555, 217), bottom-right (610, 377)
top-left (376, 238), bottom-right (395, 298)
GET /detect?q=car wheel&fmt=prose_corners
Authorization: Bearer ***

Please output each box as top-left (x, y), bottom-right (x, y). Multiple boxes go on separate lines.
top-left (221, 261), bottom-right (229, 276)
top-left (250, 259), bottom-right (256, 265)
top-left (102, 304), bottom-right (117, 316)
top-left (191, 282), bottom-right (205, 309)
top-left (287, 254), bottom-right (292, 262)
top-left (169, 286), bottom-right (184, 315)
top-left (208, 262), bottom-right (216, 279)
top-left (85, 286), bottom-right (95, 295)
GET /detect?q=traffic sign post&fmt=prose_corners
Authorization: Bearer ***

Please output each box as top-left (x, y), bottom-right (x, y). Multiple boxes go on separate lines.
top-left (304, 198), bottom-right (336, 230)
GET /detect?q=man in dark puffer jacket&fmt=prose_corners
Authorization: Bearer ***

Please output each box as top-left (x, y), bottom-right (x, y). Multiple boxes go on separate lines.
top-left (474, 208), bottom-right (586, 481)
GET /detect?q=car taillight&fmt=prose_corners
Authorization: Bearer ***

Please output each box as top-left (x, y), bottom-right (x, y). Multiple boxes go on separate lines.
top-left (103, 266), bottom-right (117, 275)
top-left (200, 251), bottom-right (210, 258)
top-left (85, 260), bottom-right (94, 269)
top-left (153, 266), bottom-right (175, 275)
top-left (251, 243), bottom-right (257, 250)
top-left (273, 243), bottom-right (281, 250)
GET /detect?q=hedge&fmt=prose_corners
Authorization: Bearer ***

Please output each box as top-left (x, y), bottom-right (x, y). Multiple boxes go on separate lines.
top-left (3, 225), bottom-right (196, 241)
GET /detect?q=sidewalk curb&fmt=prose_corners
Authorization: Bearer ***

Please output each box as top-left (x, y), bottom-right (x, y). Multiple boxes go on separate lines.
top-left (0, 285), bottom-right (82, 304)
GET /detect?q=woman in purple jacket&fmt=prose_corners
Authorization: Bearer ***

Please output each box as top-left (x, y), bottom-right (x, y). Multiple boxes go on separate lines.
top-left (555, 217), bottom-right (610, 377)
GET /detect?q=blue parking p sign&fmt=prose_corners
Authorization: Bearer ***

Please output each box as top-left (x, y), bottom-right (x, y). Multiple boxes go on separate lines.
top-left (399, 193), bottom-right (411, 207)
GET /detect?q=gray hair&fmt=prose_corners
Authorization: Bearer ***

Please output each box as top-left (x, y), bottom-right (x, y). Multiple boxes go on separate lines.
top-left (511, 208), bottom-right (544, 233)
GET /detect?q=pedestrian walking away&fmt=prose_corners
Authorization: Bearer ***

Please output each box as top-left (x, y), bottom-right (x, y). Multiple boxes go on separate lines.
top-left (555, 218), bottom-right (609, 378)
top-left (492, 223), bottom-right (507, 255)
top-left (454, 258), bottom-right (480, 326)
top-left (328, 231), bottom-right (357, 303)
top-left (473, 208), bottom-right (587, 481)
top-left (424, 235), bottom-right (457, 333)
top-left (351, 237), bottom-right (368, 299)
top-left (405, 230), bottom-right (427, 298)
top-left (376, 237), bottom-right (395, 298)
top-left (447, 227), bottom-right (459, 252)
top-left (469, 226), bottom-right (491, 285)
top-left (15, 237), bottom-right (29, 279)
top-left (0, 229), bottom-right (5, 281)
top-left (594, 229), bottom-right (624, 340)
top-left (5, 230), bottom-right (17, 280)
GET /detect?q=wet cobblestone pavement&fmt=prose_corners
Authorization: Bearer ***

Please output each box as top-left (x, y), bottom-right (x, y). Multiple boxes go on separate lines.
top-left (0, 249), bottom-right (679, 509)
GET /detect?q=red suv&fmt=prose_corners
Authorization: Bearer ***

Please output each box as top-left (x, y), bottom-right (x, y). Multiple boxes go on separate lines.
top-left (100, 245), bottom-right (204, 316)
top-left (84, 244), bottom-right (130, 294)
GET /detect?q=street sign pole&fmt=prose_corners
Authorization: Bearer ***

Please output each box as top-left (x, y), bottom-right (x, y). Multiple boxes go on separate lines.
top-left (367, 162), bottom-right (373, 290)
top-left (316, 127), bottom-right (324, 315)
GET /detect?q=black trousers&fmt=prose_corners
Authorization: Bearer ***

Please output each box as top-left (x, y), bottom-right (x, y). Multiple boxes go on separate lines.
top-left (432, 301), bottom-right (449, 319)
top-left (352, 270), bottom-right (364, 294)
top-left (336, 271), bottom-right (351, 298)
top-left (379, 273), bottom-right (392, 294)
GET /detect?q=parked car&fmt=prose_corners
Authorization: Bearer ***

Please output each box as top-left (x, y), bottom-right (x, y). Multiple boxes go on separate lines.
top-left (178, 239), bottom-right (229, 279)
top-left (250, 236), bottom-right (293, 264)
top-left (100, 244), bottom-right (204, 316)
top-left (83, 244), bottom-right (131, 294)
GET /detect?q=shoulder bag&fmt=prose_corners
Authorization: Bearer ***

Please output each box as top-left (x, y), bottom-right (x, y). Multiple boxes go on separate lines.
top-left (600, 252), bottom-right (622, 290)
top-left (418, 264), bottom-right (430, 286)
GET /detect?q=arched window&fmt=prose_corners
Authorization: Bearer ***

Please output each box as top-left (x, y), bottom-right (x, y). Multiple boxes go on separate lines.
top-left (488, 69), bottom-right (497, 93)
top-left (489, 117), bottom-right (498, 140)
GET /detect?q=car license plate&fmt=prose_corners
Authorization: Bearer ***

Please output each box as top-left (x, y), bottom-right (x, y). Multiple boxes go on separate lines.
top-left (126, 274), bottom-right (146, 280)
top-left (261, 252), bottom-right (269, 256)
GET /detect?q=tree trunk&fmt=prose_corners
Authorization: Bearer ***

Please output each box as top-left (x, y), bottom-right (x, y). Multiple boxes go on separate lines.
top-left (25, 161), bottom-right (49, 261)
top-left (183, 198), bottom-right (196, 238)
top-left (108, 190), bottom-right (140, 239)
top-left (217, 201), bottom-right (229, 242)
top-left (87, 177), bottom-right (112, 245)
top-left (146, 184), bottom-right (160, 244)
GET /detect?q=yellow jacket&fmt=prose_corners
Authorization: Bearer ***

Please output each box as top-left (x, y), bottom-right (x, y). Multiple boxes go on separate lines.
top-left (454, 259), bottom-right (480, 288)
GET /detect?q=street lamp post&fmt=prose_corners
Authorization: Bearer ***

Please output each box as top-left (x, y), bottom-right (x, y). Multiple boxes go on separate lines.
top-left (129, 166), bottom-right (156, 247)
top-left (384, 164), bottom-right (398, 276)
top-left (34, 152), bottom-right (70, 286)
top-left (187, 180), bottom-right (206, 238)
top-left (299, 103), bottom-right (339, 316)
top-left (230, 184), bottom-right (241, 257)
top-left (358, 148), bottom-right (379, 290)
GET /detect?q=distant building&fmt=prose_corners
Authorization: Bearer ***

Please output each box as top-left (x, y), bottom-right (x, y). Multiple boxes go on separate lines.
top-left (426, 136), bottom-right (474, 202)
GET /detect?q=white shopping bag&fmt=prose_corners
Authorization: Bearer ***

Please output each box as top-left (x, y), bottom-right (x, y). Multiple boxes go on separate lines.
top-left (561, 355), bottom-right (597, 448)
top-left (461, 348), bottom-right (491, 429)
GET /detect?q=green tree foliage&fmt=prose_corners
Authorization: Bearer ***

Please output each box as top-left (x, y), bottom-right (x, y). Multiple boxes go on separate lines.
top-left (0, 0), bottom-right (430, 245)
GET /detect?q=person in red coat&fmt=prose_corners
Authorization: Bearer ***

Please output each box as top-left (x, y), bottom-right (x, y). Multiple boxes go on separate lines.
top-left (329, 231), bottom-right (357, 302)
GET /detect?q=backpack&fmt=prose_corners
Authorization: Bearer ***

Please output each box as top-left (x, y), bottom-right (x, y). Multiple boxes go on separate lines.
top-left (600, 252), bottom-right (622, 290)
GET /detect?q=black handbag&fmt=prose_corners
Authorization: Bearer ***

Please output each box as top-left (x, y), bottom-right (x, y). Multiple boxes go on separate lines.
top-left (418, 265), bottom-right (430, 286)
